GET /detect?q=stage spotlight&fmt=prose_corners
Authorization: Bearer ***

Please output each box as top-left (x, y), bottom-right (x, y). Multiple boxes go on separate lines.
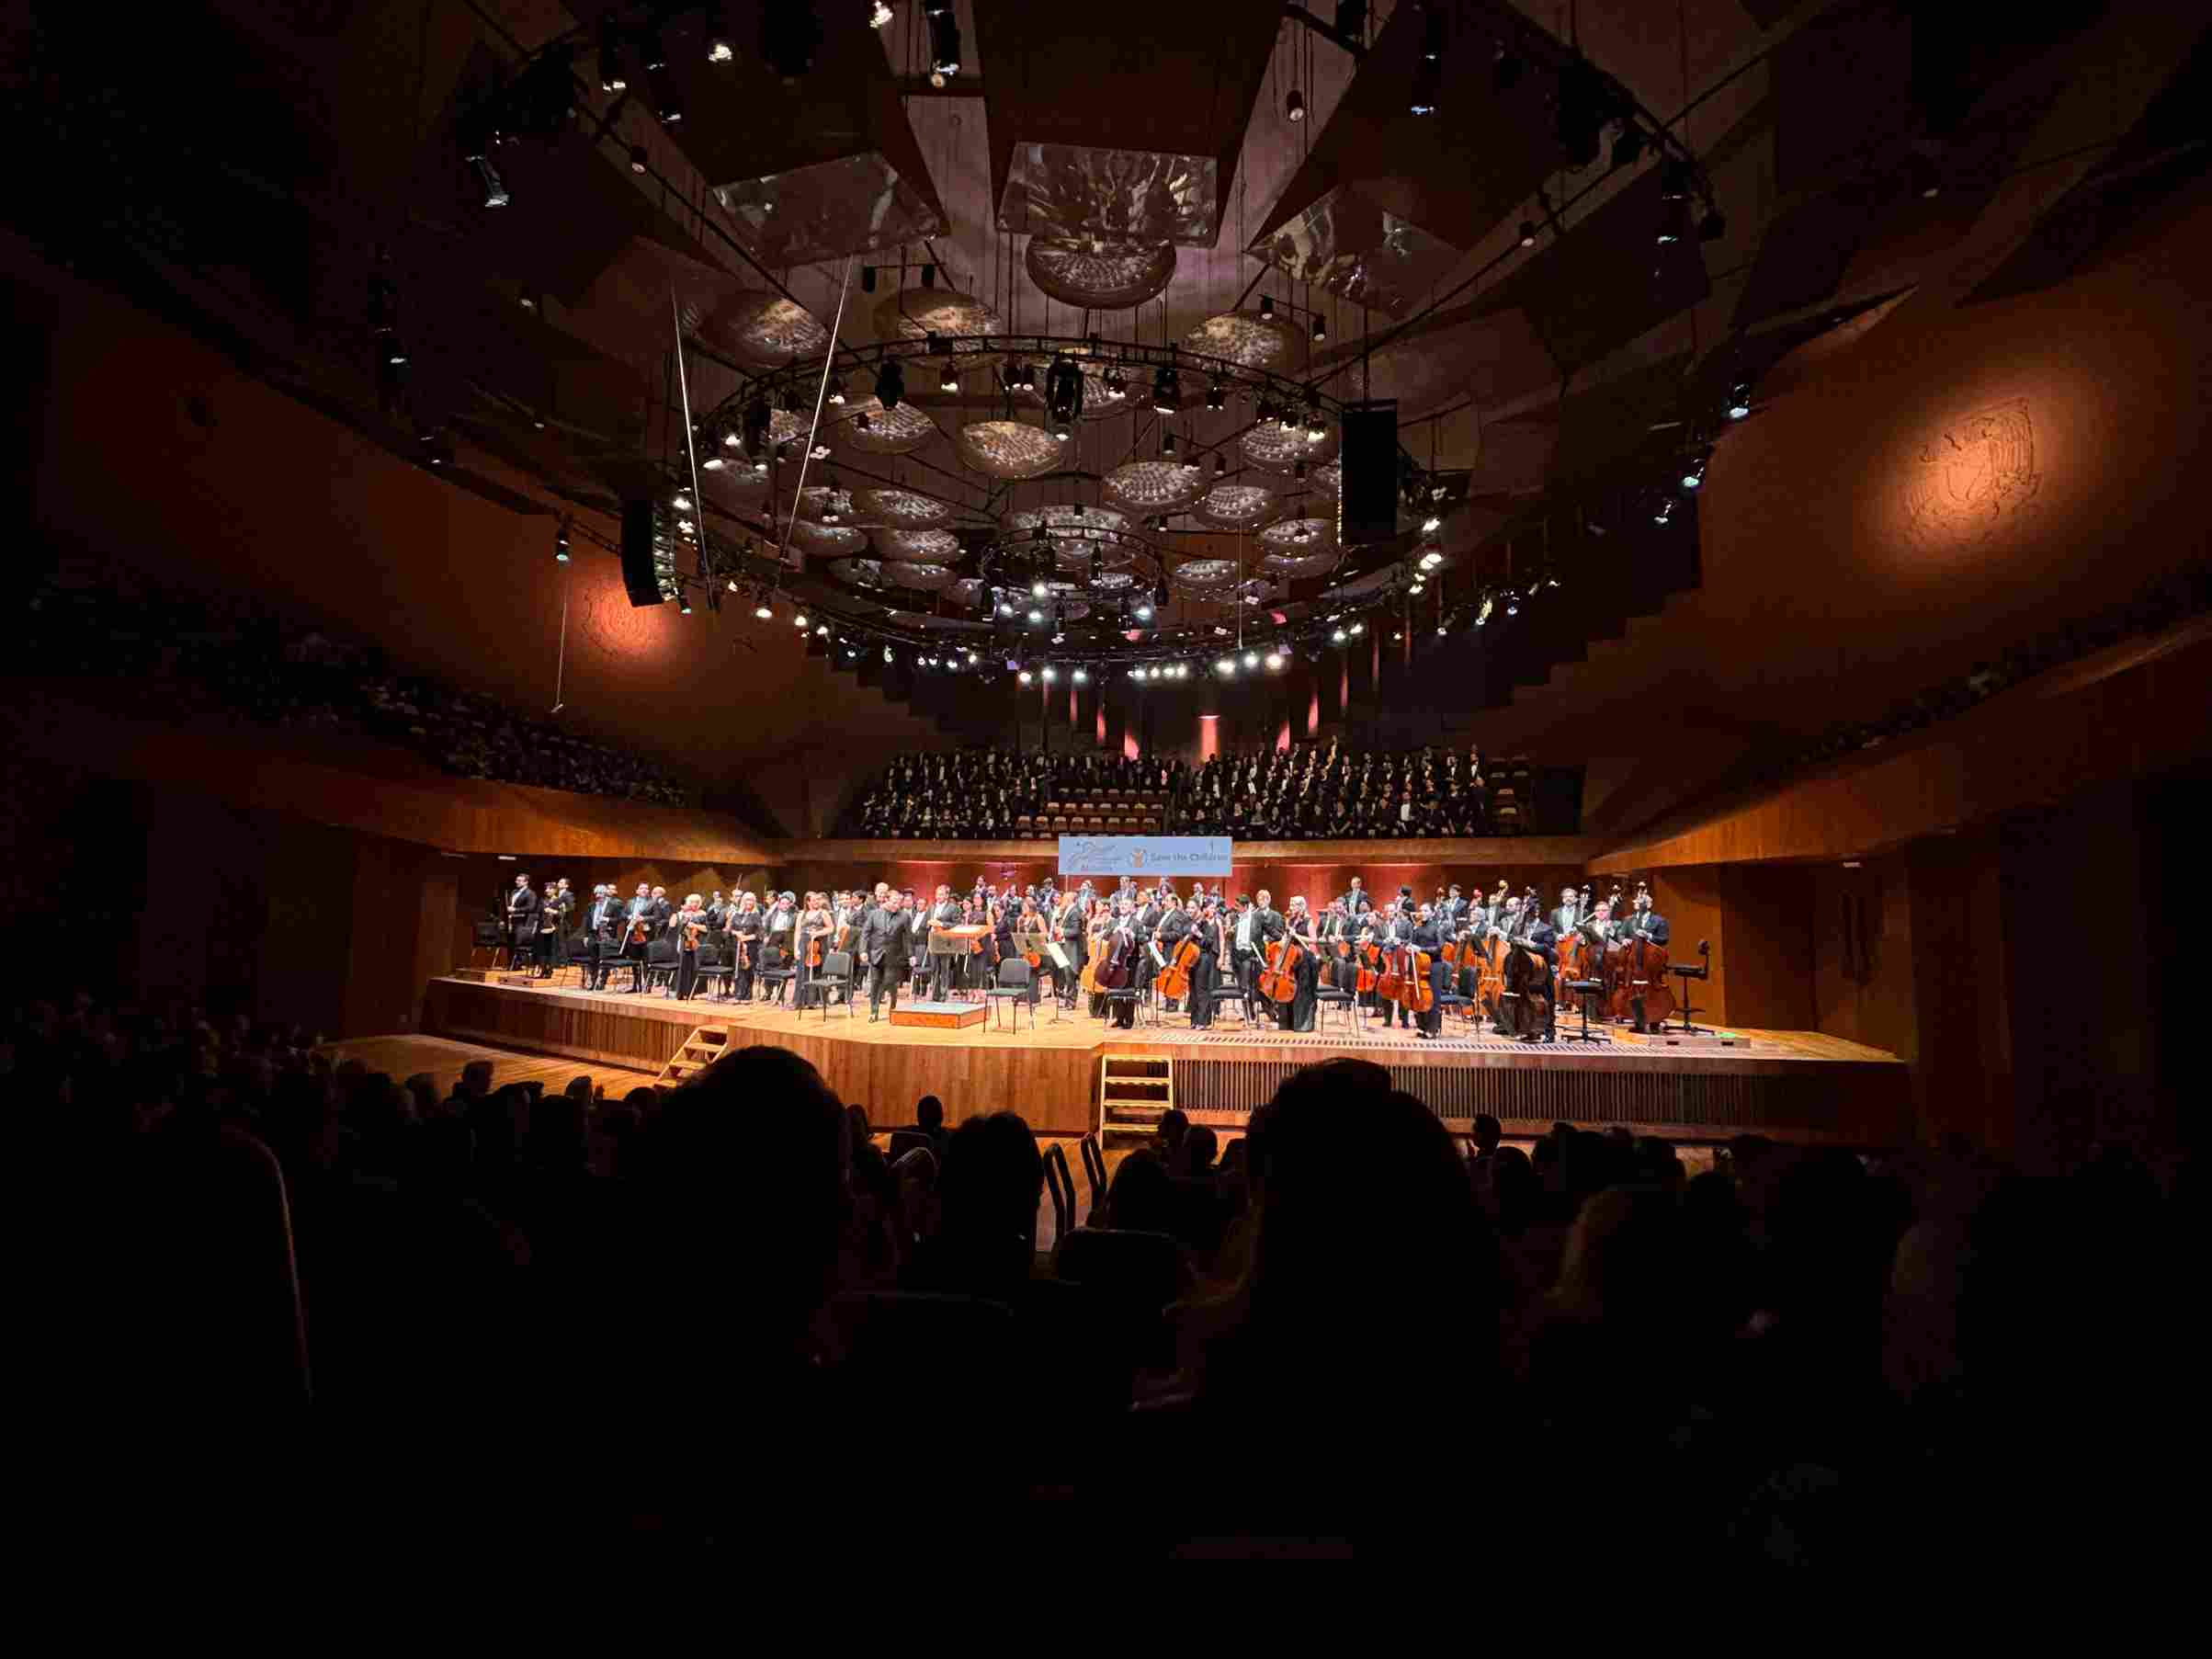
top-left (1437, 622), bottom-right (1448, 635)
top-left (1681, 454), bottom-right (1707, 491)
top-left (707, 14), bottom-right (735, 63)
top-left (876, 359), bottom-right (905, 411)
top-left (1409, 580), bottom-right (1424, 595)
top-left (553, 523), bottom-right (570, 563)
top-left (673, 490), bottom-right (694, 511)
top-left (1213, 452), bottom-right (1227, 478)
top-left (939, 363), bottom-right (959, 393)
top-left (1420, 550), bottom-right (1443, 569)
top-left (1260, 295), bottom-right (1275, 318)
top-left (1031, 580), bottom-right (1049, 599)
top-left (794, 612), bottom-right (809, 628)
top-left (1286, 88), bottom-right (1306, 121)
top-left (1612, 121), bottom-right (1647, 169)
top-left (998, 601), bottom-right (1015, 617)
top-left (1306, 413), bottom-right (1327, 441)
top-left (1518, 219), bottom-right (1537, 248)
top-left (1422, 512), bottom-right (1443, 533)
top-left (1653, 496), bottom-right (1676, 525)
top-left (1242, 650), bottom-right (1259, 668)
top-left (826, 375), bottom-right (846, 405)
top-left (1162, 428), bottom-right (1177, 457)
top-left (1151, 364), bottom-right (1180, 415)
top-left (1045, 356), bottom-right (1083, 428)
top-left (1727, 384), bottom-right (1752, 420)
top-left (1072, 667), bottom-right (1088, 684)
top-left (1017, 669), bottom-right (1033, 685)
top-left (1348, 620), bottom-right (1364, 635)
top-left (1027, 608), bottom-right (1045, 625)
top-left (1216, 657), bottom-right (1236, 676)
top-left (1133, 599), bottom-right (1153, 621)
top-left (755, 599), bottom-right (774, 619)
top-left (1041, 666), bottom-right (1056, 683)
top-left (629, 143), bottom-right (648, 174)
top-left (701, 451), bottom-right (724, 472)
top-left (1331, 627), bottom-right (1346, 643)
top-left (869, 3), bottom-right (893, 29)
top-left (1311, 314), bottom-right (1326, 343)
top-left (1656, 197), bottom-right (1691, 246)
top-left (1265, 651), bottom-right (1284, 670)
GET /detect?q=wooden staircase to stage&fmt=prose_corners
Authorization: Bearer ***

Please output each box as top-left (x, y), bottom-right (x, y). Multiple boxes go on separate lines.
top-left (1099, 1052), bottom-right (1174, 1146)
top-left (655, 1021), bottom-right (733, 1087)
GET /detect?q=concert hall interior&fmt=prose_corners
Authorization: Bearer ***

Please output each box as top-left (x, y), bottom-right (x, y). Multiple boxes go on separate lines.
top-left (6, 1), bottom-right (2206, 1564)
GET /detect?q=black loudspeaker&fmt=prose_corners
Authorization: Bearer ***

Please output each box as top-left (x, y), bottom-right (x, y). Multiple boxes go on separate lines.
top-left (619, 497), bottom-right (665, 608)
top-left (1338, 400), bottom-right (1400, 545)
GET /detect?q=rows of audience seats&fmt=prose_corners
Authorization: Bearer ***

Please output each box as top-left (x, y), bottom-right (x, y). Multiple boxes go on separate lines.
top-left (842, 742), bottom-right (1581, 838)
top-left (24, 559), bottom-right (688, 805)
top-left (51, 984), bottom-right (2185, 1562)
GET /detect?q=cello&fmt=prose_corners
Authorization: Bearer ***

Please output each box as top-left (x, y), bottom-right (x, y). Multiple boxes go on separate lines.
top-left (1376, 930), bottom-right (1405, 1006)
top-left (1259, 933), bottom-right (1303, 1005)
top-left (1500, 926), bottom-right (1552, 1040)
top-left (1095, 926), bottom-right (1134, 992)
top-left (1402, 941), bottom-right (1435, 1016)
top-left (1158, 933), bottom-right (1199, 1002)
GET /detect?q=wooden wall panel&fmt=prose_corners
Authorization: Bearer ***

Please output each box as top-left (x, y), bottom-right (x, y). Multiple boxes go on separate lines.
top-left (1717, 865), bottom-right (1818, 1031)
top-left (1651, 867), bottom-right (1728, 1025)
top-left (1812, 856), bottom-right (1919, 1062)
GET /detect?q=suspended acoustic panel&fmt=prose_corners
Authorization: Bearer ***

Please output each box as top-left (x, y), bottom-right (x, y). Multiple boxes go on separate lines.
top-left (853, 487), bottom-right (956, 529)
top-left (884, 562), bottom-right (957, 592)
top-left (1181, 309), bottom-right (1305, 372)
top-left (1171, 557), bottom-right (1242, 591)
top-left (1193, 482), bottom-right (1285, 531)
top-left (957, 420), bottom-right (1061, 480)
top-left (1010, 504), bottom-right (1129, 533)
top-left (1249, 187), bottom-right (1464, 316)
top-left (999, 143), bottom-right (1219, 245)
top-left (715, 151), bottom-right (943, 265)
top-left (839, 397), bottom-right (939, 456)
top-left (873, 528), bottom-right (965, 562)
top-left (1261, 517), bottom-right (1338, 554)
top-left (1104, 460), bottom-right (1208, 513)
top-left (1025, 238), bottom-right (1178, 308)
top-left (705, 291), bottom-right (833, 369)
top-left (827, 556), bottom-right (886, 586)
top-left (789, 521), bottom-right (870, 557)
top-left (874, 290), bottom-right (1007, 368)
top-left (1241, 420), bottom-right (1339, 475)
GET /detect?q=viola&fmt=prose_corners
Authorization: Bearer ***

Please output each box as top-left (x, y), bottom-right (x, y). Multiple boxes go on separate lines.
top-left (1259, 934), bottom-right (1303, 1005)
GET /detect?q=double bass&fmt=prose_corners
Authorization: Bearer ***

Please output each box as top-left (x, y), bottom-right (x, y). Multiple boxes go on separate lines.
top-left (1612, 928), bottom-right (1675, 1026)
top-left (1500, 927), bottom-right (1552, 1039)
top-left (1259, 932), bottom-right (1303, 1005)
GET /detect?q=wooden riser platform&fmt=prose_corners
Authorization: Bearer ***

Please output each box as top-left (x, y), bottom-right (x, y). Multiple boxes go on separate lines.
top-left (421, 977), bottom-right (1911, 1144)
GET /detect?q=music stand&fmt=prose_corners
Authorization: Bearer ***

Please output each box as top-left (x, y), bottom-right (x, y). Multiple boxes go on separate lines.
top-left (1668, 940), bottom-right (1713, 1036)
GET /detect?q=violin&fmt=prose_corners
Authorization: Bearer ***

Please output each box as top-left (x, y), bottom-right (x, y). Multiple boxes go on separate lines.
top-left (1259, 933), bottom-right (1303, 1005)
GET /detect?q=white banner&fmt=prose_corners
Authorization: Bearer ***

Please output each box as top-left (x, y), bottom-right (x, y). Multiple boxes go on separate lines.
top-left (1057, 835), bottom-right (1234, 879)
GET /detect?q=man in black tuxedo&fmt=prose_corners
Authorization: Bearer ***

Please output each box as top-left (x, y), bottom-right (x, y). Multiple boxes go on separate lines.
top-left (584, 884), bottom-right (621, 990)
top-left (1055, 888), bottom-right (1088, 1008)
top-left (1342, 877), bottom-right (1370, 915)
top-left (505, 872), bottom-right (539, 961)
top-left (1552, 884), bottom-right (1585, 938)
top-left (865, 892), bottom-right (915, 1020)
top-left (1153, 894), bottom-right (1193, 1013)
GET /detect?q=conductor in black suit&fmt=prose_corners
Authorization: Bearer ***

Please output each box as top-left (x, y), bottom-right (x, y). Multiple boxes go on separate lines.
top-left (865, 893), bottom-right (915, 1021)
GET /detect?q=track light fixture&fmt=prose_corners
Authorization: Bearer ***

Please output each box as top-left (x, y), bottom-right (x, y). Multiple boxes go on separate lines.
top-left (869, 3), bottom-right (894, 30)
top-left (743, 395), bottom-right (772, 457)
top-left (1286, 88), bottom-right (1306, 122)
top-left (925, 2), bottom-right (961, 85)
top-left (826, 375), bottom-right (846, 405)
top-left (1161, 427), bottom-right (1177, 457)
top-left (940, 363), bottom-right (960, 393)
top-left (1311, 314), bottom-right (1326, 343)
top-left (1655, 197), bottom-right (1691, 246)
top-left (597, 24), bottom-right (628, 93)
top-left (629, 143), bottom-right (648, 174)
top-left (553, 521), bottom-right (571, 563)
top-left (1611, 121), bottom-right (1647, 169)
top-left (1213, 452), bottom-right (1227, 477)
top-left (1681, 453), bottom-right (1708, 491)
top-left (641, 30), bottom-right (681, 123)
top-left (1411, 4), bottom-right (1445, 116)
top-left (1260, 295), bottom-right (1274, 318)
top-left (1727, 383), bottom-right (1753, 421)
top-left (1045, 356), bottom-right (1084, 430)
top-left (876, 359), bottom-right (905, 411)
top-left (1206, 379), bottom-right (1225, 411)
top-left (1517, 219), bottom-right (1537, 248)
top-left (1151, 364), bottom-right (1180, 415)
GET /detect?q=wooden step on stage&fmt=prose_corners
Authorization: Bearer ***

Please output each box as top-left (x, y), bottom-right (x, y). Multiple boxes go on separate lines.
top-left (422, 976), bottom-right (1911, 1144)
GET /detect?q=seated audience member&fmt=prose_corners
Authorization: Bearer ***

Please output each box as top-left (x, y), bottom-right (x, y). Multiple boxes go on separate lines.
top-left (903, 1110), bottom-right (1045, 1301)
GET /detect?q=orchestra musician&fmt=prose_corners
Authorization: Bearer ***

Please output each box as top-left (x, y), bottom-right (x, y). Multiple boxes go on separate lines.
top-left (617, 881), bottom-right (653, 994)
top-left (505, 872), bottom-right (539, 960)
top-left (1153, 892), bottom-right (1193, 1013)
top-left (671, 894), bottom-right (708, 1000)
top-left (760, 892), bottom-right (797, 1004)
top-left (1342, 876), bottom-right (1371, 915)
top-left (1412, 901), bottom-right (1446, 1040)
top-left (1055, 887), bottom-right (1088, 1010)
top-left (1552, 884), bottom-right (1586, 938)
top-left (1626, 888), bottom-right (1672, 1031)
top-left (1381, 896), bottom-right (1417, 1030)
top-left (925, 885), bottom-right (966, 1001)
top-left (797, 892), bottom-right (835, 1008)
top-left (1237, 890), bottom-right (1286, 1008)
top-left (1279, 895), bottom-right (1318, 1033)
top-left (722, 891), bottom-right (762, 1001)
top-left (585, 884), bottom-right (621, 991)
top-left (1014, 898), bottom-right (1050, 1009)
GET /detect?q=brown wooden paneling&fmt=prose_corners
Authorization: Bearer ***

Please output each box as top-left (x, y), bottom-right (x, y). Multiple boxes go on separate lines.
top-left (1594, 619), bottom-right (2212, 873)
top-left (1716, 865), bottom-right (1818, 1032)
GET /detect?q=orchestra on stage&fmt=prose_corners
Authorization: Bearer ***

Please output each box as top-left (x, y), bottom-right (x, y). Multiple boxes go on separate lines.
top-left (500, 868), bottom-right (1682, 1043)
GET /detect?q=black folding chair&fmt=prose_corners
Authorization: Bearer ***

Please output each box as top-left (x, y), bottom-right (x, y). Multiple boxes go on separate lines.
top-left (984, 958), bottom-right (1034, 1031)
top-left (754, 943), bottom-right (798, 1006)
top-left (804, 949), bottom-right (856, 1019)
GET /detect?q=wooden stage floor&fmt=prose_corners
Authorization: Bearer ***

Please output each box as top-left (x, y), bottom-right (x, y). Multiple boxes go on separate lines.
top-left (423, 975), bottom-right (1910, 1144)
